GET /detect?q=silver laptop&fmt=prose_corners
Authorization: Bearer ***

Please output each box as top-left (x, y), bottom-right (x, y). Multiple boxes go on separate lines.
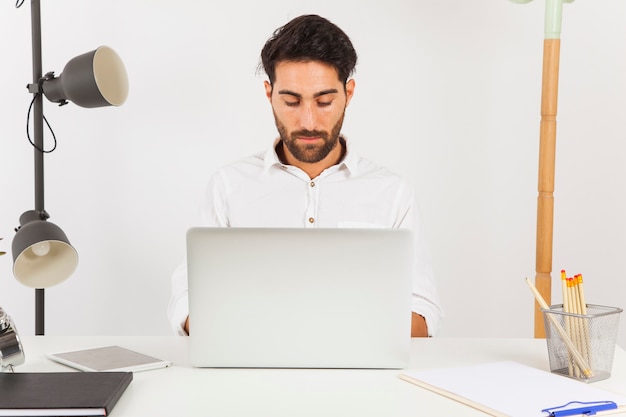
top-left (186, 227), bottom-right (413, 369)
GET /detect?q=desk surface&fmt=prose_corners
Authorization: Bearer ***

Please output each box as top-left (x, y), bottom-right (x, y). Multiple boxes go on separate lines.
top-left (15, 336), bottom-right (626, 416)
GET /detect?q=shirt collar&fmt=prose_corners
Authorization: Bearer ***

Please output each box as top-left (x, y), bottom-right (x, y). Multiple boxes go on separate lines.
top-left (263, 136), bottom-right (360, 176)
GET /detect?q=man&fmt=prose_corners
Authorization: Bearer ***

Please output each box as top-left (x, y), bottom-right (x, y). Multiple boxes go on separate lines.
top-left (168, 14), bottom-right (442, 337)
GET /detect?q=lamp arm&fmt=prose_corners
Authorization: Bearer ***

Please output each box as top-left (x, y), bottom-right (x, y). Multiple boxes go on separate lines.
top-left (29, 0), bottom-right (44, 214)
top-left (17, 210), bottom-right (49, 226)
top-left (29, 0), bottom-right (46, 337)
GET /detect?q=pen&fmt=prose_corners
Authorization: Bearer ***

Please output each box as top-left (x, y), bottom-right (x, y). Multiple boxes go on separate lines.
top-left (541, 400), bottom-right (617, 416)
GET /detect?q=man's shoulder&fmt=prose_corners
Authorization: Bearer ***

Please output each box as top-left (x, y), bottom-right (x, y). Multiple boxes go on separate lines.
top-left (351, 154), bottom-right (406, 181)
top-left (345, 153), bottom-right (414, 198)
top-left (213, 150), bottom-right (268, 175)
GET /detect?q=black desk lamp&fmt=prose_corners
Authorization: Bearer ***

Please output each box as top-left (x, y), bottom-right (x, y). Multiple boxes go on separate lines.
top-left (11, 0), bottom-right (128, 335)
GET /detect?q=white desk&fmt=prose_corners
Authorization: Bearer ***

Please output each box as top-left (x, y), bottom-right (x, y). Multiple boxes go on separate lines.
top-left (15, 337), bottom-right (626, 416)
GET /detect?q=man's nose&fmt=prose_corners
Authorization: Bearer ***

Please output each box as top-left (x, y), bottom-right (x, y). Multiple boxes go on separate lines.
top-left (298, 103), bottom-right (316, 130)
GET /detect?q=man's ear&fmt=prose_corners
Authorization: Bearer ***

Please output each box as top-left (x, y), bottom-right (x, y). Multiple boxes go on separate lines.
top-left (264, 80), bottom-right (272, 101)
top-left (345, 79), bottom-right (355, 107)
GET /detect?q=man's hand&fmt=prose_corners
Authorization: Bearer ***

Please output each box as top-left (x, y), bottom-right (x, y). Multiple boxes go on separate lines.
top-left (411, 312), bottom-right (428, 337)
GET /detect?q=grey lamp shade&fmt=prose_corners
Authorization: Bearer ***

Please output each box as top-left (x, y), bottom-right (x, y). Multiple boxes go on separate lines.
top-left (42, 45), bottom-right (129, 108)
top-left (12, 214), bottom-right (78, 289)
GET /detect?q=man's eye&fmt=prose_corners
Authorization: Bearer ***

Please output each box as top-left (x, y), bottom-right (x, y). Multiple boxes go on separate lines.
top-left (317, 101), bottom-right (332, 107)
top-left (285, 101), bottom-right (299, 107)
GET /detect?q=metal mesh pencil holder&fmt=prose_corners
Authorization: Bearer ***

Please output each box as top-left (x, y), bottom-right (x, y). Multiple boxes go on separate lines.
top-left (542, 304), bottom-right (622, 383)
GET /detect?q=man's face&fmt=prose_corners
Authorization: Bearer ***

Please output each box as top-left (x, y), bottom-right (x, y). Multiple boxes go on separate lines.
top-left (265, 61), bottom-right (355, 165)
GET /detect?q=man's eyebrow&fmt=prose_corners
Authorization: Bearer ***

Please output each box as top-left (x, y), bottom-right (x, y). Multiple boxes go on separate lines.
top-left (277, 89), bottom-right (302, 98)
top-left (277, 89), bottom-right (339, 98)
top-left (313, 89), bottom-right (339, 98)
top-left (313, 88), bottom-right (339, 98)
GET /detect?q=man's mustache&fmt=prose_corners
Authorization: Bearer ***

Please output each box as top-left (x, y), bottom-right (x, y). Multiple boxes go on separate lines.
top-left (291, 130), bottom-right (328, 139)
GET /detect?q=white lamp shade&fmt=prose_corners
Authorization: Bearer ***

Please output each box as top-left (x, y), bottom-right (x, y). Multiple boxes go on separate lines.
top-left (92, 46), bottom-right (129, 106)
top-left (42, 45), bottom-right (129, 108)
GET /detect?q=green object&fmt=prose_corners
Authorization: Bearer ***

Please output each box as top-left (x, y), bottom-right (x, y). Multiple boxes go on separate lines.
top-left (544, 0), bottom-right (575, 39)
top-left (510, 0), bottom-right (575, 39)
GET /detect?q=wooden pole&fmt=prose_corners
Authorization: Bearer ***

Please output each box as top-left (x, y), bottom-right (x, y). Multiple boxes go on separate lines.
top-left (533, 0), bottom-right (574, 338)
top-left (535, 36), bottom-right (560, 337)
top-left (511, 0), bottom-right (574, 337)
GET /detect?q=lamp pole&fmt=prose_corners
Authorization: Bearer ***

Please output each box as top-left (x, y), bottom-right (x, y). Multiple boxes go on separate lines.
top-left (28, 0), bottom-right (46, 336)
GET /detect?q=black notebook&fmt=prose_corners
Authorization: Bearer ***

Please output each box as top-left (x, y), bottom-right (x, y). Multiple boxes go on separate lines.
top-left (0, 371), bottom-right (132, 416)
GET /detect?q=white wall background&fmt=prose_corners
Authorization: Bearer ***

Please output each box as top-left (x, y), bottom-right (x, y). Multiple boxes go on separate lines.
top-left (1, 1), bottom-right (625, 346)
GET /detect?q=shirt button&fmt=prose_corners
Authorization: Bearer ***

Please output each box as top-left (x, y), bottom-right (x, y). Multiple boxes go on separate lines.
top-left (308, 217), bottom-right (315, 224)
top-left (310, 181), bottom-right (316, 187)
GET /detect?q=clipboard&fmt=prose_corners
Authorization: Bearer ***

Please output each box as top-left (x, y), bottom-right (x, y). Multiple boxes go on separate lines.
top-left (400, 361), bottom-right (626, 417)
top-left (542, 401), bottom-right (618, 416)
top-left (47, 345), bottom-right (172, 372)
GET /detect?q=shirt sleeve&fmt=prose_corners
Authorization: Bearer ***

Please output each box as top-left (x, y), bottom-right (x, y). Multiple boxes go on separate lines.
top-left (167, 260), bottom-right (189, 335)
top-left (396, 181), bottom-right (444, 336)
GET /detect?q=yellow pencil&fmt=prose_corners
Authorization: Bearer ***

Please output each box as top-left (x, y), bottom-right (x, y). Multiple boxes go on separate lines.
top-left (561, 271), bottom-right (574, 376)
top-left (576, 274), bottom-right (592, 370)
top-left (566, 277), bottom-right (582, 377)
top-left (525, 277), bottom-right (592, 378)
top-left (576, 274), bottom-right (587, 314)
top-left (560, 269), bottom-right (568, 308)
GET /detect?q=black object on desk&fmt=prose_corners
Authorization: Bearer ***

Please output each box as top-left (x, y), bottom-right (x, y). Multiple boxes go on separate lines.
top-left (0, 371), bottom-right (132, 416)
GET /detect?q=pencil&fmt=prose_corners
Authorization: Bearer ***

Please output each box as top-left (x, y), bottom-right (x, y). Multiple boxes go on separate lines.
top-left (571, 277), bottom-right (585, 377)
top-left (566, 277), bottom-right (582, 377)
top-left (560, 269), bottom-right (568, 308)
top-left (561, 271), bottom-right (574, 376)
top-left (525, 277), bottom-right (593, 378)
top-left (577, 274), bottom-right (588, 315)
top-left (576, 274), bottom-right (592, 370)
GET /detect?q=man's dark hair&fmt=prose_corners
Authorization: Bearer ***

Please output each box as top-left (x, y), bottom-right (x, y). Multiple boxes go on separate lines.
top-left (260, 14), bottom-right (358, 86)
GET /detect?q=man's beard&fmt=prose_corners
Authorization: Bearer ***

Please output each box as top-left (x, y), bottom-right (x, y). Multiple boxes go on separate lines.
top-left (274, 110), bottom-right (345, 164)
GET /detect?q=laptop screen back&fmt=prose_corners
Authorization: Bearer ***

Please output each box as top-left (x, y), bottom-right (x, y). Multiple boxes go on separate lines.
top-left (187, 227), bottom-right (413, 369)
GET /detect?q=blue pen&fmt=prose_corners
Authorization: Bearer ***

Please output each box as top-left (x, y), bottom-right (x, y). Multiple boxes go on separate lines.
top-left (542, 400), bottom-right (617, 416)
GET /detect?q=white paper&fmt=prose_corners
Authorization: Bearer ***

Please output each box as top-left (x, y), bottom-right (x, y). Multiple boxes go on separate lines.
top-left (402, 361), bottom-right (626, 417)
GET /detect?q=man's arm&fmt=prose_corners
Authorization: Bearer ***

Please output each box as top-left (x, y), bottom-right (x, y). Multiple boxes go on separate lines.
top-left (395, 179), bottom-right (442, 336)
top-left (411, 312), bottom-right (428, 337)
top-left (184, 316), bottom-right (190, 334)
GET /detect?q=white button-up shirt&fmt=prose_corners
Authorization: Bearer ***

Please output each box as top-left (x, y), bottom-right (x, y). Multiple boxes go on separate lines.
top-left (168, 139), bottom-right (443, 335)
